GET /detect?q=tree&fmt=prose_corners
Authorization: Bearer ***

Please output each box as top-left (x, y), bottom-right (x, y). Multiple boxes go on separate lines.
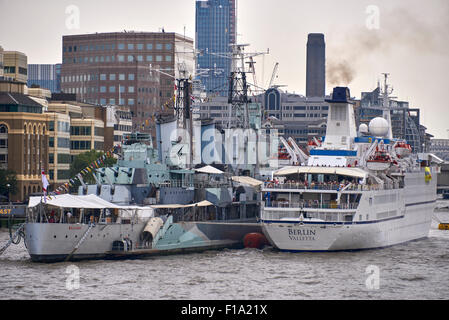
top-left (0, 169), bottom-right (18, 202)
top-left (68, 150), bottom-right (117, 192)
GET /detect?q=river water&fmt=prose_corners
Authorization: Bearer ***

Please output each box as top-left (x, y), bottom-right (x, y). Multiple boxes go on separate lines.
top-left (1, 205), bottom-right (449, 301)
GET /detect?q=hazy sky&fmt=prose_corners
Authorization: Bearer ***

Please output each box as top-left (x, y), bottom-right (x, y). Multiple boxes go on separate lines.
top-left (1, 0), bottom-right (448, 138)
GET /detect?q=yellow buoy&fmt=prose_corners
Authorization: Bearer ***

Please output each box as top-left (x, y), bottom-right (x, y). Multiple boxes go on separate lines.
top-left (438, 224), bottom-right (449, 230)
top-left (425, 167), bottom-right (432, 183)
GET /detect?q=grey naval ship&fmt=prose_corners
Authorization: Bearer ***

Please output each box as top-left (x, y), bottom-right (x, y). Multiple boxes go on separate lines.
top-left (21, 129), bottom-right (263, 262)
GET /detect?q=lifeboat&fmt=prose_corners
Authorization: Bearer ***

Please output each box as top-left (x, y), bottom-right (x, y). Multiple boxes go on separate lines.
top-left (395, 142), bottom-right (412, 158)
top-left (307, 138), bottom-right (321, 152)
top-left (366, 148), bottom-right (392, 171)
top-left (278, 146), bottom-right (290, 160)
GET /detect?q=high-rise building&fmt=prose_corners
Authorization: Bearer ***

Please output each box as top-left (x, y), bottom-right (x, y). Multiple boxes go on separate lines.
top-left (3, 51), bottom-right (28, 83)
top-left (195, 0), bottom-right (237, 97)
top-left (306, 33), bottom-right (325, 98)
top-left (60, 32), bottom-right (194, 134)
top-left (28, 64), bottom-right (61, 93)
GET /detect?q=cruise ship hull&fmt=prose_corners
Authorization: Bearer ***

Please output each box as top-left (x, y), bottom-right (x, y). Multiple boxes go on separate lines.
top-left (261, 171), bottom-right (437, 252)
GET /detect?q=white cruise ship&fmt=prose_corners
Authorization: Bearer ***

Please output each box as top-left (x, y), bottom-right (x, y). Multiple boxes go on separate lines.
top-left (260, 84), bottom-right (439, 252)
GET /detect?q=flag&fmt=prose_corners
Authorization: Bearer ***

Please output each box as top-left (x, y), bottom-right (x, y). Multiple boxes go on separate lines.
top-left (41, 170), bottom-right (49, 203)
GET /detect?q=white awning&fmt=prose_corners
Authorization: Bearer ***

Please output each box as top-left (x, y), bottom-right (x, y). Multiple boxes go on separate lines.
top-left (195, 165), bottom-right (224, 174)
top-left (150, 200), bottom-right (214, 209)
top-left (28, 194), bottom-right (142, 210)
top-left (273, 166), bottom-right (368, 179)
top-left (232, 176), bottom-right (263, 187)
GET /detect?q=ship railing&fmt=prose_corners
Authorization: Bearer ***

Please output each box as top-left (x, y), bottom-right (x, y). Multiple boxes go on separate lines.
top-left (263, 183), bottom-right (397, 192)
top-left (264, 201), bottom-right (359, 210)
top-left (262, 209), bottom-right (355, 223)
top-left (159, 180), bottom-right (231, 189)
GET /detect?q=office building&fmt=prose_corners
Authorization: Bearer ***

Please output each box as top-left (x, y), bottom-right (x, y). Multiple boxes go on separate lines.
top-left (61, 31), bottom-right (194, 134)
top-left (306, 33), bottom-right (325, 97)
top-left (195, 0), bottom-right (237, 97)
top-left (27, 64), bottom-right (61, 93)
top-left (0, 78), bottom-right (49, 201)
top-left (3, 51), bottom-right (28, 83)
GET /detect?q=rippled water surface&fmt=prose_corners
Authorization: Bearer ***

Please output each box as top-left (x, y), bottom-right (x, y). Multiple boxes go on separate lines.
top-left (1, 210), bottom-right (449, 300)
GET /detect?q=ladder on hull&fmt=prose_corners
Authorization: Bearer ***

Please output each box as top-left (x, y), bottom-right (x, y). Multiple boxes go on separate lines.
top-left (64, 223), bottom-right (96, 262)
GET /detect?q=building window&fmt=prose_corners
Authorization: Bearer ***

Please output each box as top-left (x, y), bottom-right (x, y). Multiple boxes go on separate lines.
top-left (94, 141), bottom-right (104, 150)
top-left (128, 86), bottom-right (134, 93)
top-left (128, 99), bottom-right (135, 106)
top-left (128, 74), bottom-right (135, 81)
top-left (118, 43), bottom-right (125, 50)
top-left (127, 55), bottom-right (134, 62)
top-left (165, 43), bottom-right (172, 50)
top-left (128, 44), bottom-right (134, 50)
top-left (109, 86), bottom-right (116, 93)
top-left (57, 138), bottom-right (70, 148)
top-left (70, 126), bottom-right (91, 136)
top-left (146, 44), bottom-right (153, 50)
top-left (146, 55), bottom-right (153, 62)
top-left (100, 74), bottom-right (107, 81)
top-left (100, 86), bottom-right (106, 93)
top-left (166, 55), bottom-right (172, 62)
top-left (117, 55), bottom-right (125, 62)
top-left (109, 74), bottom-right (116, 81)
top-left (137, 55), bottom-right (143, 62)
top-left (49, 153), bottom-right (54, 164)
top-left (94, 127), bottom-right (104, 136)
top-left (156, 44), bottom-right (162, 50)
top-left (156, 55), bottom-right (163, 62)
top-left (70, 140), bottom-right (91, 150)
top-left (137, 44), bottom-right (143, 50)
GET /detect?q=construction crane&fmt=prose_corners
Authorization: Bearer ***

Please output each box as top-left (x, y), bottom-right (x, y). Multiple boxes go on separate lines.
top-left (246, 56), bottom-right (258, 95)
top-left (268, 62), bottom-right (279, 88)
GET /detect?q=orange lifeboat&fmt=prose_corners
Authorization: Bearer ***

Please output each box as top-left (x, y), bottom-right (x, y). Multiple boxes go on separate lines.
top-left (395, 142), bottom-right (412, 158)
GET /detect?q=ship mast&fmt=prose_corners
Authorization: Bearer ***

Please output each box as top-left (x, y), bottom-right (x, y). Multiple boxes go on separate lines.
top-left (381, 73), bottom-right (394, 140)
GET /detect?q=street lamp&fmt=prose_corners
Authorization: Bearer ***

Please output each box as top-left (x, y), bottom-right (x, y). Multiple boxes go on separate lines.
top-left (6, 183), bottom-right (10, 204)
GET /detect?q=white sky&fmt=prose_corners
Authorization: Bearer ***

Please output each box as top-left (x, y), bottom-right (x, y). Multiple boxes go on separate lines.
top-left (1, 0), bottom-right (448, 138)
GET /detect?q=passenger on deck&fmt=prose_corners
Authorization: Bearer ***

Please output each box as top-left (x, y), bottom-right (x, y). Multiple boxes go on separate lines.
top-left (49, 211), bottom-right (55, 223)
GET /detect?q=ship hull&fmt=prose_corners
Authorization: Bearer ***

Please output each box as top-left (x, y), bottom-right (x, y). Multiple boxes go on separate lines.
top-left (24, 222), bottom-right (147, 262)
top-left (261, 171), bottom-right (437, 251)
top-left (24, 220), bottom-right (262, 262)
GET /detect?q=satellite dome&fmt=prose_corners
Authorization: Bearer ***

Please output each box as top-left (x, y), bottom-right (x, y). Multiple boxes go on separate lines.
top-left (359, 123), bottom-right (369, 135)
top-left (369, 117), bottom-right (389, 137)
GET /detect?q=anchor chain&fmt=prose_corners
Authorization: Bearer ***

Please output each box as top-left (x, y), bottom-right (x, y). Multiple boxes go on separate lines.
top-left (0, 223), bottom-right (26, 256)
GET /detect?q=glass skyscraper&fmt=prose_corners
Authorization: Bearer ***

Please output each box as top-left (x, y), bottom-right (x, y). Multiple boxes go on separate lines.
top-left (195, 0), bottom-right (236, 97)
top-left (27, 64), bottom-right (61, 93)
